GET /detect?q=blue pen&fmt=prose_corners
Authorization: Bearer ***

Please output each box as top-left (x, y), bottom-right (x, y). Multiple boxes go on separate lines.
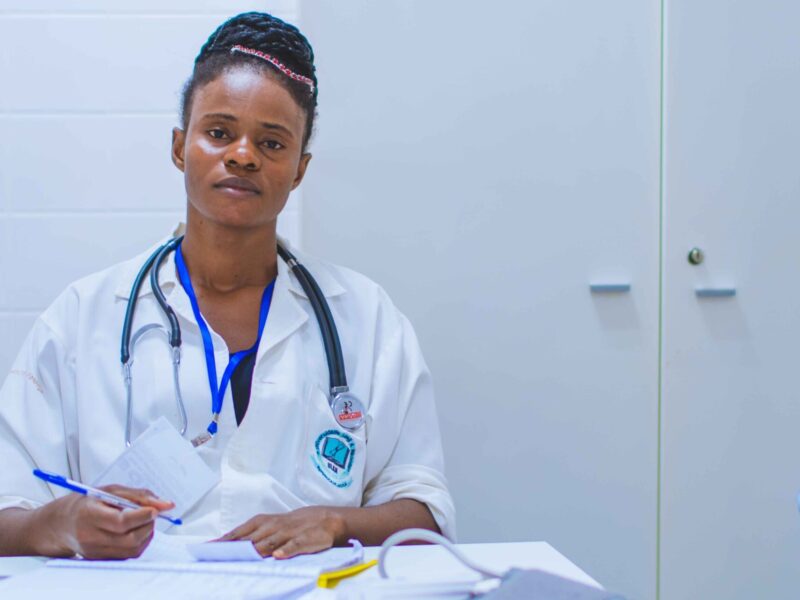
top-left (33, 469), bottom-right (182, 526)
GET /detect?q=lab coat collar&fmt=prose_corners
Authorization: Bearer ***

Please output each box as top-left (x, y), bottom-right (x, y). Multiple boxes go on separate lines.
top-left (113, 235), bottom-right (347, 301)
top-left (112, 234), bottom-right (346, 360)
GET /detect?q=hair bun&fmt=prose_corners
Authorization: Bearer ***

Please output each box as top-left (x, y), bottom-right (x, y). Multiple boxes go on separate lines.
top-left (180, 12), bottom-right (318, 149)
top-left (199, 12), bottom-right (315, 77)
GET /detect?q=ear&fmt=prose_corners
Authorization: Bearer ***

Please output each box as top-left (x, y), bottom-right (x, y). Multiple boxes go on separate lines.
top-left (171, 127), bottom-right (186, 172)
top-left (291, 153), bottom-right (312, 190)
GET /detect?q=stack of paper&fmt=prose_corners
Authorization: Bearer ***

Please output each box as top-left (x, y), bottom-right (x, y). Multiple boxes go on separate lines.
top-left (0, 536), bottom-right (365, 600)
top-left (0, 565), bottom-right (312, 600)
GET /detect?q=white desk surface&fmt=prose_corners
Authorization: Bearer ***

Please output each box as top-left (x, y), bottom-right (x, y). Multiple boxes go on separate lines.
top-left (0, 555), bottom-right (46, 579)
top-left (0, 541), bottom-right (600, 596)
top-left (361, 542), bottom-right (598, 585)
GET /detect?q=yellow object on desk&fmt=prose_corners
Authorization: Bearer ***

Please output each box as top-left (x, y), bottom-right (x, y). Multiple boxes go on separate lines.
top-left (317, 559), bottom-right (378, 589)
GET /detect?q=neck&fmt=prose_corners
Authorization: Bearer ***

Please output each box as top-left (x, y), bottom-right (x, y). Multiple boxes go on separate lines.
top-left (180, 214), bottom-right (278, 293)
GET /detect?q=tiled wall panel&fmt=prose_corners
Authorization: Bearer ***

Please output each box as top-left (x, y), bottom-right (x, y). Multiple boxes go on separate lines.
top-left (0, 213), bottom-right (183, 311)
top-left (0, 208), bottom-right (300, 313)
top-left (0, 2), bottom-right (291, 13)
top-left (0, 16), bottom-right (245, 112)
top-left (0, 115), bottom-right (184, 212)
top-left (0, 2), bottom-right (303, 376)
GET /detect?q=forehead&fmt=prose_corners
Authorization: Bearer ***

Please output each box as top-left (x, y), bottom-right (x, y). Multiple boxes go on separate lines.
top-left (190, 66), bottom-right (306, 134)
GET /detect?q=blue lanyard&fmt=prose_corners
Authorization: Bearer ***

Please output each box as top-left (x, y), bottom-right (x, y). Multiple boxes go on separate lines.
top-left (175, 244), bottom-right (275, 436)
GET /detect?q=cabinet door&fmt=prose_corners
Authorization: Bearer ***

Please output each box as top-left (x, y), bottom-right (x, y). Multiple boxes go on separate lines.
top-left (301, 2), bottom-right (661, 597)
top-left (661, 1), bottom-right (800, 598)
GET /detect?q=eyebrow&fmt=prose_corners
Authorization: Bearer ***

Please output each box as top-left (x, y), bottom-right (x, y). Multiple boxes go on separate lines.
top-left (201, 113), bottom-right (294, 137)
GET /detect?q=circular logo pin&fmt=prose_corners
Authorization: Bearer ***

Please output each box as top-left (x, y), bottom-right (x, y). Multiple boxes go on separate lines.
top-left (331, 392), bottom-right (365, 430)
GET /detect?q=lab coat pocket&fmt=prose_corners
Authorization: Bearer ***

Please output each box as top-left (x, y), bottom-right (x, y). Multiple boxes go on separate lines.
top-left (299, 385), bottom-right (366, 507)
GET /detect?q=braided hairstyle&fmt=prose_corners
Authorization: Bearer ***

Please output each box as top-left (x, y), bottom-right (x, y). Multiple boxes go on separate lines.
top-left (180, 12), bottom-right (318, 150)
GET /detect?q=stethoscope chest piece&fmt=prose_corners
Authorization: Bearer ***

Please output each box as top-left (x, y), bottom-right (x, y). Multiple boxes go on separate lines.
top-left (331, 391), bottom-right (366, 430)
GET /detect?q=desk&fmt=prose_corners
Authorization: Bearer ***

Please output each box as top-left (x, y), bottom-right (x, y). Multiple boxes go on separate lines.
top-left (0, 555), bottom-right (45, 579)
top-left (361, 542), bottom-right (597, 584)
top-left (0, 541), bottom-right (600, 598)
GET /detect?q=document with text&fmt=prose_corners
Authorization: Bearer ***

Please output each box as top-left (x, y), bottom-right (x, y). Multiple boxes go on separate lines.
top-left (93, 417), bottom-right (218, 522)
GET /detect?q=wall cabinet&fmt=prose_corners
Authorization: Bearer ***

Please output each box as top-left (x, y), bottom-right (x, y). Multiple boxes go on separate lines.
top-left (302, 1), bottom-right (800, 599)
top-left (302, 2), bottom-right (660, 598)
top-left (661, 0), bottom-right (800, 598)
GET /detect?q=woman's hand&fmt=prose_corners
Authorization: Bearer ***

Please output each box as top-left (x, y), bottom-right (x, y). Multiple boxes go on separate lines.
top-left (31, 485), bottom-right (174, 559)
top-left (217, 499), bottom-right (440, 560)
top-left (217, 506), bottom-right (347, 558)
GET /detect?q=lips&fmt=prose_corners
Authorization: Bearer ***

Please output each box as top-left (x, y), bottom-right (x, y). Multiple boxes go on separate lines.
top-left (213, 177), bottom-right (261, 195)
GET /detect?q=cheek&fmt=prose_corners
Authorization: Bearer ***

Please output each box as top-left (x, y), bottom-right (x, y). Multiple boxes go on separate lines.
top-left (186, 138), bottom-right (219, 167)
top-left (264, 160), bottom-right (301, 187)
top-left (183, 143), bottom-right (220, 188)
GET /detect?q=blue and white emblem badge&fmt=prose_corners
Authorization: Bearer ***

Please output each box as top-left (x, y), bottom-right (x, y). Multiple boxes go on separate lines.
top-left (312, 429), bottom-right (356, 488)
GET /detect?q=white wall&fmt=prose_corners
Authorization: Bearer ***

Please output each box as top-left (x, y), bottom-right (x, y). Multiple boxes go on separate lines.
top-left (0, 1), bottom-right (303, 376)
top-left (301, 2), bottom-right (662, 598)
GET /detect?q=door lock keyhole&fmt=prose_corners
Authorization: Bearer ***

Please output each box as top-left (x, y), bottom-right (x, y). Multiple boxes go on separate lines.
top-left (688, 247), bottom-right (704, 265)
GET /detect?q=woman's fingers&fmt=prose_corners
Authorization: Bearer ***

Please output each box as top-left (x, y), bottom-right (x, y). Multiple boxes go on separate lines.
top-left (75, 506), bottom-right (156, 559)
top-left (253, 530), bottom-right (293, 557)
top-left (83, 525), bottom-right (154, 560)
top-left (101, 485), bottom-right (175, 512)
top-left (96, 519), bottom-right (155, 558)
top-left (94, 503), bottom-right (156, 535)
top-left (217, 516), bottom-right (262, 541)
top-left (119, 519), bottom-right (156, 555)
top-left (272, 531), bottom-right (331, 559)
top-left (221, 509), bottom-right (339, 558)
top-left (42, 489), bottom-right (159, 560)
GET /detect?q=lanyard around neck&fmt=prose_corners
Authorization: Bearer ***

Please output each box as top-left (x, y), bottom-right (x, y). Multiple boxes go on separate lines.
top-left (175, 244), bottom-right (275, 438)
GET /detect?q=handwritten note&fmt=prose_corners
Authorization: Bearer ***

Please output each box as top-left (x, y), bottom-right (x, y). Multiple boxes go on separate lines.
top-left (93, 417), bottom-right (218, 525)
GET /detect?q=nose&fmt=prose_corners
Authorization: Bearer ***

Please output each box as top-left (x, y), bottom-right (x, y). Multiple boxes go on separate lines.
top-left (224, 137), bottom-right (260, 171)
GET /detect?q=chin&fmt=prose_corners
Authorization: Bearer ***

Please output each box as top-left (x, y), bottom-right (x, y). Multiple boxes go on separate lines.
top-left (187, 198), bottom-right (281, 232)
top-left (209, 211), bottom-right (278, 231)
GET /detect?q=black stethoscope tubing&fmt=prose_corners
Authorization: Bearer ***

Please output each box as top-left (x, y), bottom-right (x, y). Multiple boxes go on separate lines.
top-left (120, 236), bottom-right (349, 395)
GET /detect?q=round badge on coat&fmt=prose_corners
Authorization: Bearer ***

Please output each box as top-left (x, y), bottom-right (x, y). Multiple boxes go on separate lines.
top-left (331, 392), bottom-right (365, 430)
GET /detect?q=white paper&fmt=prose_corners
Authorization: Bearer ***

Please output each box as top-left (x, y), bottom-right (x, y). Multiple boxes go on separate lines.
top-left (138, 532), bottom-right (204, 562)
top-left (187, 541), bottom-right (263, 562)
top-left (93, 417), bottom-right (218, 526)
top-left (331, 579), bottom-right (484, 599)
top-left (255, 541), bottom-right (364, 576)
top-left (49, 539), bottom-right (365, 577)
top-left (0, 564), bottom-right (313, 600)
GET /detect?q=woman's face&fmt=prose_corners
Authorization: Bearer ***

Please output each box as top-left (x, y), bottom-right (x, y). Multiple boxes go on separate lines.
top-left (171, 66), bottom-right (311, 230)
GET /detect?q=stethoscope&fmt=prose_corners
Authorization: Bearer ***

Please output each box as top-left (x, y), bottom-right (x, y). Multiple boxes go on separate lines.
top-left (120, 235), bottom-right (365, 447)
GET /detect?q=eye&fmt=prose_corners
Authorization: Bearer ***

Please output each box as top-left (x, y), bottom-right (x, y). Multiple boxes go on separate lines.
top-left (263, 140), bottom-right (284, 150)
top-left (207, 128), bottom-right (229, 140)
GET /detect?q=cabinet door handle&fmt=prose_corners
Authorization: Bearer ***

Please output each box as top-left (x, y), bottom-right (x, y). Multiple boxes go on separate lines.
top-left (695, 287), bottom-right (736, 298)
top-left (589, 283), bottom-right (631, 293)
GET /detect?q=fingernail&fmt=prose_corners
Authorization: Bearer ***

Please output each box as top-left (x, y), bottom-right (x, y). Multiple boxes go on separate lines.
top-left (273, 550), bottom-right (284, 558)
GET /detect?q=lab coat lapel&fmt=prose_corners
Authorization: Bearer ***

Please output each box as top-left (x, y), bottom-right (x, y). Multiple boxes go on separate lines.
top-left (117, 243), bottom-right (310, 356)
top-left (158, 253), bottom-right (201, 338)
top-left (256, 263), bottom-right (309, 362)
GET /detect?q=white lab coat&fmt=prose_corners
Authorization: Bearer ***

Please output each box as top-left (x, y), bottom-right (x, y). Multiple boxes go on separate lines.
top-left (0, 238), bottom-right (455, 541)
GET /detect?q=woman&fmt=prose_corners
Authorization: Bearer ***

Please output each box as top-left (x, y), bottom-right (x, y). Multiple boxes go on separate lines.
top-left (0, 12), bottom-right (454, 559)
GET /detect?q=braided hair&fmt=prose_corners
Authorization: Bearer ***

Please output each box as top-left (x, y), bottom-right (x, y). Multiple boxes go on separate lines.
top-left (180, 12), bottom-right (318, 150)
